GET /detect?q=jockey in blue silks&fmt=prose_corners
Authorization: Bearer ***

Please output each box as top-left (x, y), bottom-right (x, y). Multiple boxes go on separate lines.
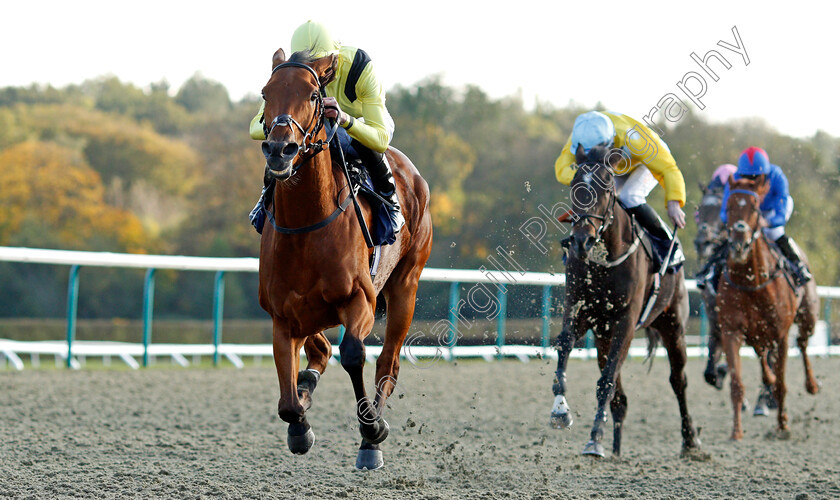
top-left (698, 147), bottom-right (812, 288)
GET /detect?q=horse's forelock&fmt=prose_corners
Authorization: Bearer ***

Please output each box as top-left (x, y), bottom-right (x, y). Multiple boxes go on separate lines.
top-left (288, 50), bottom-right (318, 64)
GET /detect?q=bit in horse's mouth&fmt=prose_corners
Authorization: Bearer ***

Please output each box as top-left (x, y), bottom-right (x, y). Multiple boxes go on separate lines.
top-left (267, 163), bottom-right (293, 180)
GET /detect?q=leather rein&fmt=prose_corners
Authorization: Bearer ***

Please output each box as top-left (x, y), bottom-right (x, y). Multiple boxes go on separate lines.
top-left (260, 61), bottom-right (358, 237)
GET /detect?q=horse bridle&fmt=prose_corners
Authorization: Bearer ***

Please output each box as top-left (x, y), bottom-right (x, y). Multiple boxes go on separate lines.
top-left (726, 188), bottom-right (764, 250)
top-left (262, 61), bottom-right (336, 173)
top-left (572, 164), bottom-right (617, 244)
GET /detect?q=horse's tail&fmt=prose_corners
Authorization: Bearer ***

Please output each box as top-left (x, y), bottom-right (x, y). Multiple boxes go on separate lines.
top-left (644, 327), bottom-right (660, 373)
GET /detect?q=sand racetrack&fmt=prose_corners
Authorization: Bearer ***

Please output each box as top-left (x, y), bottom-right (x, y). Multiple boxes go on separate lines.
top-left (1, 355), bottom-right (839, 499)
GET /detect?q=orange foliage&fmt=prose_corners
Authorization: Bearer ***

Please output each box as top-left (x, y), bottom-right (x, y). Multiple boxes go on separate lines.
top-left (0, 141), bottom-right (148, 251)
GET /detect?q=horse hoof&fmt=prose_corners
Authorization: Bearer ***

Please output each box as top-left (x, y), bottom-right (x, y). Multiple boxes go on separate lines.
top-left (355, 448), bottom-right (384, 470)
top-left (550, 396), bottom-right (573, 429)
top-left (287, 423), bottom-right (315, 455)
top-left (582, 440), bottom-right (605, 457)
top-left (550, 411), bottom-right (573, 429)
top-left (360, 419), bottom-right (390, 445)
top-left (753, 404), bottom-right (769, 417)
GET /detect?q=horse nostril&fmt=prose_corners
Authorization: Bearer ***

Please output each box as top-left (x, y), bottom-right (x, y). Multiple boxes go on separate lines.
top-left (282, 143), bottom-right (300, 158)
top-left (261, 141), bottom-right (272, 159)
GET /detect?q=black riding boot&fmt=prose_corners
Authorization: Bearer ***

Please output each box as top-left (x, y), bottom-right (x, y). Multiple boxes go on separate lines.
top-left (774, 234), bottom-right (812, 286)
top-left (626, 203), bottom-right (682, 270)
top-left (696, 242), bottom-right (728, 291)
top-left (359, 147), bottom-right (405, 235)
top-left (248, 166), bottom-right (271, 234)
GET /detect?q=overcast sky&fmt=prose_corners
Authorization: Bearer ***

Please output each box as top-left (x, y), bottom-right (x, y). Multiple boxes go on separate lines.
top-left (2, 0), bottom-right (838, 138)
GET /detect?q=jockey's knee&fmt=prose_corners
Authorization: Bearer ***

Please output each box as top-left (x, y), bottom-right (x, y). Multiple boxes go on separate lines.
top-left (618, 190), bottom-right (645, 209)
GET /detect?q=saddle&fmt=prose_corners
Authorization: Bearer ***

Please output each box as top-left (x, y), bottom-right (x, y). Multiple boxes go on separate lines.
top-left (639, 227), bottom-right (685, 273)
top-left (330, 143), bottom-right (397, 247)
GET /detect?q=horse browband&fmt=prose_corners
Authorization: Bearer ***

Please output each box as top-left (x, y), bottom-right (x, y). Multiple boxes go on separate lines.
top-left (271, 61), bottom-right (320, 82)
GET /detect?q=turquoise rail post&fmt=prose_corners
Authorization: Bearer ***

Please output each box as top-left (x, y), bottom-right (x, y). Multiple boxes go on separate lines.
top-left (496, 284), bottom-right (507, 359)
top-left (585, 329), bottom-right (594, 359)
top-left (212, 271), bottom-right (225, 366)
top-left (448, 281), bottom-right (460, 357)
top-left (699, 301), bottom-right (709, 348)
top-left (142, 268), bottom-right (156, 367)
top-left (541, 285), bottom-right (552, 350)
top-left (65, 265), bottom-right (80, 369)
top-left (824, 298), bottom-right (832, 354)
top-left (338, 325), bottom-right (345, 345)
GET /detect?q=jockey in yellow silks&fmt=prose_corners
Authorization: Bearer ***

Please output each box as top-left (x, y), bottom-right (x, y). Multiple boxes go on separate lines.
top-left (555, 110), bottom-right (687, 264)
top-left (249, 20), bottom-right (403, 235)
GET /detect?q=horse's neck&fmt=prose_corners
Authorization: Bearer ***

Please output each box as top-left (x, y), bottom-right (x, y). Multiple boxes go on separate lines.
top-left (603, 206), bottom-right (635, 257)
top-left (273, 154), bottom-right (339, 224)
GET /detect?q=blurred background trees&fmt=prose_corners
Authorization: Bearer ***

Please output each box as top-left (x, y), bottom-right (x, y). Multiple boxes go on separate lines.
top-left (0, 76), bottom-right (837, 321)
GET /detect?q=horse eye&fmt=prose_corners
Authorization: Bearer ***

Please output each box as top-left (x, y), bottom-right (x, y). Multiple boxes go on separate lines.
top-left (310, 92), bottom-right (318, 101)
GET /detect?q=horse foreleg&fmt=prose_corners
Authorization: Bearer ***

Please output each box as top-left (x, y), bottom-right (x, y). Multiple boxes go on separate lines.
top-left (722, 330), bottom-right (745, 440)
top-left (550, 320), bottom-right (584, 430)
top-left (337, 289), bottom-right (385, 470)
top-left (703, 295), bottom-right (727, 390)
top-left (583, 324), bottom-right (632, 457)
top-left (271, 320), bottom-right (313, 454)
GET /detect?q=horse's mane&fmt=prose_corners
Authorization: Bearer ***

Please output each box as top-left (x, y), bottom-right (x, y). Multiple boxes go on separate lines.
top-left (289, 50), bottom-right (318, 64)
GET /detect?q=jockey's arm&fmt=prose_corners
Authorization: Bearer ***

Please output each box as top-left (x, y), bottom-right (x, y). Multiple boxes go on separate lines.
top-left (763, 169), bottom-right (791, 227)
top-left (342, 64), bottom-right (393, 153)
top-left (250, 100), bottom-right (266, 140)
top-left (554, 137), bottom-right (576, 185)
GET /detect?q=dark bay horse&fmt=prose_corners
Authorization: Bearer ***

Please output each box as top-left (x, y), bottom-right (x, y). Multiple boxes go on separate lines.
top-left (717, 176), bottom-right (819, 440)
top-left (550, 145), bottom-right (700, 457)
top-left (257, 49), bottom-right (433, 469)
top-left (694, 181), bottom-right (729, 389)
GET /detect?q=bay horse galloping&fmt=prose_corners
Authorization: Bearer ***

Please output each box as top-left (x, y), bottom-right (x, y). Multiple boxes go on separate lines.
top-left (717, 177), bottom-right (819, 440)
top-left (257, 49), bottom-right (432, 469)
top-left (549, 145), bottom-right (700, 457)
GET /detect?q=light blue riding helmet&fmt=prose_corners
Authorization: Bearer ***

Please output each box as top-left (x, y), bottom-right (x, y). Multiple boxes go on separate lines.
top-left (571, 111), bottom-right (616, 153)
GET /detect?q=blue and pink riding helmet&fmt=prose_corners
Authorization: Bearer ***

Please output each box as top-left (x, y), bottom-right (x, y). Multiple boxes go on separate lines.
top-left (737, 147), bottom-right (771, 176)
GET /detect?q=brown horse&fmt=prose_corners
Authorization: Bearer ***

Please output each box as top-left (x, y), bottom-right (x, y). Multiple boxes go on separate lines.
top-left (717, 176), bottom-right (819, 440)
top-left (550, 145), bottom-right (700, 457)
top-left (257, 49), bottom-right (433, 469)
top-left (694, 182), bottom-right (776, 415)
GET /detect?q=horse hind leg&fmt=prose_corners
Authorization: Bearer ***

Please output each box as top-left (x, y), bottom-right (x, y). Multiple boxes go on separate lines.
top-left (337, 289), bottom-right (388, 470)
top-left (753, 348), bottom-right (777, 417)
top-left (655, 321), bottom-right (701, 452)
top-left (610, 375), bottom-right (628, 456)
top-left (795, 308), bottom-right (820, 395)
top-left (297, 332), bottom-right (332, 411)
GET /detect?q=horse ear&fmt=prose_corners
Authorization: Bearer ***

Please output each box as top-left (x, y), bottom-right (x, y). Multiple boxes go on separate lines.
top-left (574, 143), bottom-right (587, 165)
top-left (272, 48), bottom-right (286, 69)
top-left (726, 174), bottom-right (735, 187)
top-left (313, 54), bottom-right (338, 86)
top-left (698, 181), bottom-right (706, 193)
